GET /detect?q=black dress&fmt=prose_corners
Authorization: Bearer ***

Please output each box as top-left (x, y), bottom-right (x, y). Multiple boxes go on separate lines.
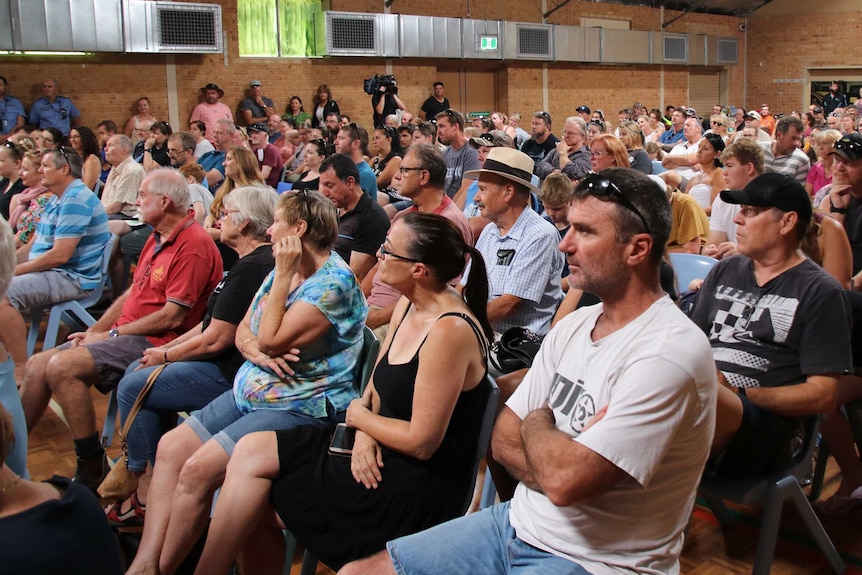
top-left (0, 177), bottom-right (25, 221)
top-left (270, 312), bottom-right (488, 570)
top-left (292, 173), bottom-right (319, 191)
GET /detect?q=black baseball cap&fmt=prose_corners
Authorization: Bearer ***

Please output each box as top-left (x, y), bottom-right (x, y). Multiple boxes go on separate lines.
top-left (247, 122), bottom-right (268, 133)
top-left (720, 173), bottom-right (812, 226)
top-left (832, 133), bottom-right (862, 162)
top-left (576, 105), bottom-right (590, 114)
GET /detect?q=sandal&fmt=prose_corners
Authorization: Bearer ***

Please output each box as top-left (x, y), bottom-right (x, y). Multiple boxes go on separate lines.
top-left (814, 485), bottom-right (862, 517)
top-left (105, 490), bottom-right (146, 527)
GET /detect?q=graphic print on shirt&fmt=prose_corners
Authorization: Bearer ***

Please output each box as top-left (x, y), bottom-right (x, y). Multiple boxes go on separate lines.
top-left (549, 373), bottom-right (595, 435)
top-left (710, 284), bottom-right (799, 388)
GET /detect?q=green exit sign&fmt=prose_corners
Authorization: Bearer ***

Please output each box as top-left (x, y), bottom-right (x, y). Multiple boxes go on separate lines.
top-left (480, 36), bottom-right (498, 51)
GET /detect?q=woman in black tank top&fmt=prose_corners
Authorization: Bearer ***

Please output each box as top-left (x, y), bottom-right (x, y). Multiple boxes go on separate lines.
top-left (192, 213), bottom-right (495, 574)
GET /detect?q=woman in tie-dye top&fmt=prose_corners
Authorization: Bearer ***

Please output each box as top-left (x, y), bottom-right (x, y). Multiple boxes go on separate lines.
top-left (128, 189), bottom-right (367, 575)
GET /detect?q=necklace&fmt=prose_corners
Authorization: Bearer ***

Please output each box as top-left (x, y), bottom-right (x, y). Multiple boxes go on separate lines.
top-left (0, 474), bottom-right (20, 495)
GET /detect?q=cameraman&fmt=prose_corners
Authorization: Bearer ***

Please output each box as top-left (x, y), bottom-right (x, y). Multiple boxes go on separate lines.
top-left (372, 80), bottom-right (405, 129)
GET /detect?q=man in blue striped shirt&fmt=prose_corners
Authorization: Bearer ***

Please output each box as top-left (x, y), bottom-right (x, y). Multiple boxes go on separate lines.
top-left (0, 147), bottom-right (109, 383)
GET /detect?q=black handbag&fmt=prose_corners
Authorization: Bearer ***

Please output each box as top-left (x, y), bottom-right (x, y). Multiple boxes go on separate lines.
top-left (489, 327), bottom-right (544, 374)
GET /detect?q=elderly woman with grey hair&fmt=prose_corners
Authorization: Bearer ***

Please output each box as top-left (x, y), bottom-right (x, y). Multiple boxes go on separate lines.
top-left (105, 185), bottom-right (279, 527)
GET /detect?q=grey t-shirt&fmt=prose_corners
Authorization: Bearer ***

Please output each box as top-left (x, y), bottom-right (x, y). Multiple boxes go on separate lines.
top-left (443, 144), bottom-right (480, 198)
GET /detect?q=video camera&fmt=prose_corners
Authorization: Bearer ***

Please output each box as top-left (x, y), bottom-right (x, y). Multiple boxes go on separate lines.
top-left (364, 74), bottom-right (398, 96)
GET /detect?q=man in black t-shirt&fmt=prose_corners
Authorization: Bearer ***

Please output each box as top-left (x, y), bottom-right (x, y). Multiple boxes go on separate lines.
top-left (691, 173), bottom-right (852, 481)
top-left (318, 154), bottom-right (389, 281)
top-left (519, 111), bottom-right (559, 174)
top-left (420, 82), bottom-right (450, 121)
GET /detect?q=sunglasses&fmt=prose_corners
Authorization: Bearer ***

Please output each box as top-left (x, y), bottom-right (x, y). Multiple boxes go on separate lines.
top-left (576, 173), bottom-right (651, 236)
top-left (835, 137), bottom-right (862, 157)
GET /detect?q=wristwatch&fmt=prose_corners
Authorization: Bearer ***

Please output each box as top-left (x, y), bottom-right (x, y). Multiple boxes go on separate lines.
top-left (830, 199), bottom-right (848, 214)
top-left (108, 328), bottom-right (120, 338)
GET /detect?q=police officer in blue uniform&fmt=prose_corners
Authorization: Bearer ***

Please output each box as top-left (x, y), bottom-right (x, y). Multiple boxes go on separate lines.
top-left (28, 79), bottom-right (80, 137)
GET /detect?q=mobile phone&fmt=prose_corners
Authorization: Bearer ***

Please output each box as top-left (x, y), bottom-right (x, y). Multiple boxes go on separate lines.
top-left (328, 423), bottom-right (356, 456)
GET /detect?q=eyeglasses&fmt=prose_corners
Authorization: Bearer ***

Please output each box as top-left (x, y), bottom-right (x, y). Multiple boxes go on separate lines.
top-left (829, 112), bottom-right (841, 118)
top-left (576, 173), bottom-right (651, 236)
top-left (167, 148), bottom-right (184, 156)
top-left (218, 209), bottom-right (240, 220)
top-left (56, 146), bottom-right (70, 165)
top-left (398, 166), bottom-right (425, 175)
top-left (379, 243), bottom-right (422, 263)
top-left (589, 150), bottom-right (609, 158)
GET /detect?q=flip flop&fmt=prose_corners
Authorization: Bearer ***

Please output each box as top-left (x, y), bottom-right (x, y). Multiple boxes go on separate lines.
top-left (814, 485), bottom-right (862, 517)
top-left (105, 490), bottom-right (146, 527)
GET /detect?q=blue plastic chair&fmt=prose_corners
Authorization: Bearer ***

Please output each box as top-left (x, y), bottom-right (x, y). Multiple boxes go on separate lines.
top-left (669, 252), bottom-right (718, 290)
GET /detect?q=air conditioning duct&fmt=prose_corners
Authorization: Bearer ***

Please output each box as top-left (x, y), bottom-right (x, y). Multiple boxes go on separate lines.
top-left (689, 34), bottom-right (707, 65)
top-left (601, 29), bottom-right (652, 64)
top-left (401, 16), bottom-right (461, 59)
top-left (123, 0), bottom-right (223, 54)
top-left (504, 22), bottom-right (554, 61)
top-left (554, 25), bottom-right (600, 63)
top-left (314, 11), bottom-right (398, 57)
top-left (462, 19), bottom-right (502, 60)
top-left (11, 0), bottom-right (123, 52)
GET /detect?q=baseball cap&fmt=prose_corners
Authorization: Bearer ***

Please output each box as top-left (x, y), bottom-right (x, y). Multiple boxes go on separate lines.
top-left (247, 122), bottom-right (268, 133)
top-left (469, 131), bottom-right (510, 149)
top-left (720, 173), bottom-right (812, 226)
top-left (813, 106), bottom-right (823, 114)
top-left (684, 107), bottom-right (698, 117)
top-left (249, 79), bottom-right (262, 87)
top-left (831, 133), bottom-right (862, 162)
top-left (576, 105), bottom-right (591, 114)
top-left (745, 110), bottom-right (762, 122)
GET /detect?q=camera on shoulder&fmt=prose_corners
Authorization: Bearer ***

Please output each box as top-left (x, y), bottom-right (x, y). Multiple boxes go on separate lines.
top-left (364, 74), bottom-right (397, 96)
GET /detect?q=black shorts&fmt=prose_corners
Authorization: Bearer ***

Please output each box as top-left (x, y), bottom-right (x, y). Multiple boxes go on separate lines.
top-left (707, 393), bottom-right (805, 479)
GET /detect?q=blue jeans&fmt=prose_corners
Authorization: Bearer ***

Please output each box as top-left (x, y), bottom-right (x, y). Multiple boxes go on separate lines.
top-left (117, 361), bottom-right (231, 472)
top-left (387, 502), bottom-right (593, 575)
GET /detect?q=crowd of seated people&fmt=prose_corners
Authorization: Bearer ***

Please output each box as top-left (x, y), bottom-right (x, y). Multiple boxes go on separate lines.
top-left (3, 75), bottom-right (862, 574)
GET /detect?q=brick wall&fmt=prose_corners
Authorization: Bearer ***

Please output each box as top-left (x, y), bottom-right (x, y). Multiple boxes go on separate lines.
top-left (747, 10), bottom-right (862, 115)
top-left (0, 0), bottom-right (745, 133)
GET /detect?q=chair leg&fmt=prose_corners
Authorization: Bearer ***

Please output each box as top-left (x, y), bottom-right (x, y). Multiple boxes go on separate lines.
top-left (299, 551), bottom-right (319, 575)
top-left (42, 308), bottom-right (64, 351)
top-left (282, 531), bottom-right (297, 575)
top-left (784, 478), bottom-right (847, 574)
top-left (751, 478), bottom-right (787, 575)
top-left (26, 308), bottom-right (44, 357)
top-left (480, 466), bottom-right (497, 509)
top-left (100, 389), bottom-right (119, 448)
top-left (809, 443), bottom-right (830, 502)
top-left (700, 490), bottom-right (736, 527)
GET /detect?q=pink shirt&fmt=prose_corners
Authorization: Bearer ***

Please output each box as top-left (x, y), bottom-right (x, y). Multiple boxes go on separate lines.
top-left (189, 102), bottom-right (233, 144)
top-left (367, 196), bottom-right (473, 308)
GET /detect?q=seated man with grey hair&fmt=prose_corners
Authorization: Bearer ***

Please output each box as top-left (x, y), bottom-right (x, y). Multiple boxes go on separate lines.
top-left (0, 148), bottom-right (110, 386)
top-left (102, 134), bottom-right (146, 222)
top-left (20, 168), bottom-right (224, 492)
top-left (535, 116), bottom-right (591, 183)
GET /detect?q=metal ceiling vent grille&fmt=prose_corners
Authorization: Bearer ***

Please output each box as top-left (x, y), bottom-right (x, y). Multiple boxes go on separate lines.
top-left (155, 3), bottom-right (222, 52)
top-left (517, 25), bottom-right (552, 59)
top-left (716, 37), bottom-right (738, 64)
top-left (328, 13), bottom-right (378, 55)
top-left (663, 34), bottom-right (687, 63)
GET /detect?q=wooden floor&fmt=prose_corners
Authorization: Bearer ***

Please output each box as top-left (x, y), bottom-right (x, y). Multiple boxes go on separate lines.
top-left (26, 388), bottom-right (862, 575)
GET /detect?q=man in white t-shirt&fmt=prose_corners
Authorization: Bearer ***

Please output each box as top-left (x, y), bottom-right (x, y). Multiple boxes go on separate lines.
top-left (342, 168), bottom-right (718, 575)
top-left (703, 138), bottom-right (765, 260)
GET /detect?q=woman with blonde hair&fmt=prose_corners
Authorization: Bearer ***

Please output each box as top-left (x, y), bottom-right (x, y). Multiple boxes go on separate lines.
top-left (709, 114), bottom-right (731, 143)
top-left (588, 133), bottom-right (631, 172)
top-left (206, 146), bottom-right (266, 270)
top-left (806, 129), bottom-right (842, 198)
top-left (9, 150), bottom-right (51, 246)
top-left (311, 84), bottom-right (339, 129)
top-left (617, 121), bottom-right (652, 174)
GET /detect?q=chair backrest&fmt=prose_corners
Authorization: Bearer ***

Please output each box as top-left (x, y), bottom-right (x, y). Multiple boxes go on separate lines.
top-left (669, 252), bottom-right (718, 290)
top-left (74, 234), bottom-right (115, 309)
top-left (357, 326), bottom-right (380, 395)
top-left (461, 374), bottom-right (500, 514)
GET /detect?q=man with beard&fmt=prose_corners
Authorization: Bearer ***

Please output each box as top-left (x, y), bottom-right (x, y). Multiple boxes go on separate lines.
top-left (189, 83), bottom-right (233, 145)
top-left (520, 111), bottom-right (559, 171)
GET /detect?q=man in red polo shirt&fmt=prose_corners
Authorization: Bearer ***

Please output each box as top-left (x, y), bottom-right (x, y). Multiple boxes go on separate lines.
top-left (20, 168), bottom-right (223, 490)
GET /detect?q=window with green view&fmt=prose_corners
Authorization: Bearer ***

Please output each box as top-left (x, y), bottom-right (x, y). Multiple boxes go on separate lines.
top-left (238, 0), bottom-right (321, 57)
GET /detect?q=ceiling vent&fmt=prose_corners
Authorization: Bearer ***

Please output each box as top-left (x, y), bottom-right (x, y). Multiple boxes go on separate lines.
top-left (123, 1), bottom-right (223, 53)
top-left (314, 11), bottom-right (398, 57)
top-left (504, 23), bottom-right (553, 60)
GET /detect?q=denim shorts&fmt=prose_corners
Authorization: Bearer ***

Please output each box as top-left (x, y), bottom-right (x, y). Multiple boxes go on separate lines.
top-left (387, 502), bottom-right (593, 575)
top-left (185, 389), bottom-right (343, 455)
